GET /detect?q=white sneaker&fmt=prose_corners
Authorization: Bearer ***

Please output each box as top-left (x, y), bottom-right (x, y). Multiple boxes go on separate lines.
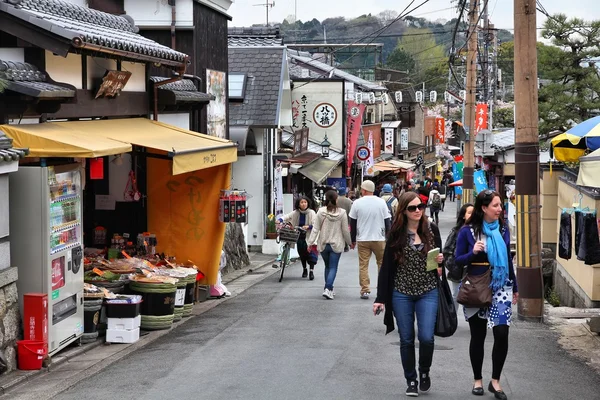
top-left (360, 292), bottom-right (370, 300)
top-left (322, 289), bottom-right (333, 300)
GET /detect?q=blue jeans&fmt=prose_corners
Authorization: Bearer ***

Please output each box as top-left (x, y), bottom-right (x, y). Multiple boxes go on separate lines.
top-left (320, 244), bottom-right (341, 290)
top-left (391, 288), bottom-right (439, 382)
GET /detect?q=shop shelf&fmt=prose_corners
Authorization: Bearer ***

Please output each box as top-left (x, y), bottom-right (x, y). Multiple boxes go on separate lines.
top-left (51, 221), bottom-right (81, 234)
top-left (50, 240), bottom-right (81, 255)
top-left (50, 193), bottom-right (80, 204)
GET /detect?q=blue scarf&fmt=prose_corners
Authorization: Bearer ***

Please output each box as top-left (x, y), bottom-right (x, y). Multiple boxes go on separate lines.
top-left (482, 220), bottom-right (508, 291)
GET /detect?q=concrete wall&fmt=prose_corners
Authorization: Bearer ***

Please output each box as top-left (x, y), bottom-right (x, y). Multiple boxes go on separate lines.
top-left (554, 178), bottom-right (600, 305)
top-left (0, 170), bottom-right (20, 372)
top-left (232, 129), bottom-right (264, 248)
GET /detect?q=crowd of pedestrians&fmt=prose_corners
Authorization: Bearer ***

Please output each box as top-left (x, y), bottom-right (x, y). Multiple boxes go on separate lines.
top-left (279, 174), bottom-right (516, 399)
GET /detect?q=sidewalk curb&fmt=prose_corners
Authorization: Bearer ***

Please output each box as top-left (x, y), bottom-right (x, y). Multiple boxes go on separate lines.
top-left (0, 256), bottom-right (277, 398)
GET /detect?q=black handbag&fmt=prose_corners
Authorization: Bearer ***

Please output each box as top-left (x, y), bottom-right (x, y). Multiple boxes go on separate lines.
top-left (434, 269), bottom-right (458, 338)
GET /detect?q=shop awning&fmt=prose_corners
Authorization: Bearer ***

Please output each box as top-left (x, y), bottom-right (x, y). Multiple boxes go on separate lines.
top-left (299, 157), bottom-right (342, 184)
top-left (0, 123), bottom-right (132, 158)
top-left (0, 118), bottom-right (238, 174)
top-left (389, 159), bottom-right (416, 170)
top-left (374, 161), bottom-right (401, 172)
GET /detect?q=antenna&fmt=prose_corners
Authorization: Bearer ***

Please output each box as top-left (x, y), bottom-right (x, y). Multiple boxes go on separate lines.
top-left (253, 1), bottom-right (275, 26)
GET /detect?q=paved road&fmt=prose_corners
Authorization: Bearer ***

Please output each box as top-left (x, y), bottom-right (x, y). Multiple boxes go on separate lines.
top-left (54, 203), bottom-right (600, 400)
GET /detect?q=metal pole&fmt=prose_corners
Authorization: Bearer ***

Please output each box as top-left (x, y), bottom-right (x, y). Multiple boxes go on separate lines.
top-left (462, 0), bottom-right (479, 204)
top-left (514, 0), bottom-right (544, 321)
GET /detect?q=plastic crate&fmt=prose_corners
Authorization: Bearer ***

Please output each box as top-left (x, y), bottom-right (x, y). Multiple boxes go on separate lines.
top-left (105, 302), bottom-right (141, 319)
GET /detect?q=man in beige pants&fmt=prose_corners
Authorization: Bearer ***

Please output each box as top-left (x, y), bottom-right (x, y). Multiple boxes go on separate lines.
top-left (349, 180), bottom-right (392, 299)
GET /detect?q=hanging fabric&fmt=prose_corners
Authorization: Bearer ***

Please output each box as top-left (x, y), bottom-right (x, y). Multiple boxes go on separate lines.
top-left (558, 212), bottom-right (572, 260)
top-left (575, 211), bottom-right (586, 261)
top-left (583, 213), bottom-right (600, 265)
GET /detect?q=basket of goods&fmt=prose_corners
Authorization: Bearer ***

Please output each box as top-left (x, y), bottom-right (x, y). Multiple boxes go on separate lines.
top-left (278, 225), bottom-right (300, 243)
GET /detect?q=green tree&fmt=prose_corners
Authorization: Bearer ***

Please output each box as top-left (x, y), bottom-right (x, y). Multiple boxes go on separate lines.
top-left (396, 27), bottom-right (446, 73)
top-left (538, 14), bottom-right (600, 134)
top-left (494, 107), bottom-right (514, 128)
top-left (385, 48), bottom-right (415, 72)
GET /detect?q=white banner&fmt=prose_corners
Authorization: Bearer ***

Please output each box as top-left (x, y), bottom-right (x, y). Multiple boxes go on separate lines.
top-left (400, 128), bottom-right (409, 150)
top-left (384, 128), bottom-right (394, 154)
top-left (274, 165), bottom-right (284, 220)
top-left (363, 132), bottom-right (375, 176)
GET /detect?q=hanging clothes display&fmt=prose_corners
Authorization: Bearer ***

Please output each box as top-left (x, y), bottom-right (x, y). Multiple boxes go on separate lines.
top-left (558, 212), bottom-right (572, 260)
top-left (575, 211), bottom-right (586, 261)
top-left (583, 213), bottom-right (600, 265)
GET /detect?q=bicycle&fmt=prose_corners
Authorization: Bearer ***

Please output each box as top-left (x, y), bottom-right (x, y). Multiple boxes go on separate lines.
top-left (274, 222), bottom-right (303, 282)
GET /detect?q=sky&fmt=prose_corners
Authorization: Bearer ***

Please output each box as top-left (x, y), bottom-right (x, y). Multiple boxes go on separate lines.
top-left (228, 0), bottom-right (600, 32)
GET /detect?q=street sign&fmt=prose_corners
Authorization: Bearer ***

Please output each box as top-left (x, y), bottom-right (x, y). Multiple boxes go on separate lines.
top-left (356, 146), bottom-right (370, 161)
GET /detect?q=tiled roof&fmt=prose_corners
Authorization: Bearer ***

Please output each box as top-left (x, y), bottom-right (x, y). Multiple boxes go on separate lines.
top-left (492, 128), bottom-right (516, 149)
top-left (0, 60), bottom-right (75, 98)
top-left (281, 131), bottom-right (344, 162)
top-left (228, 47), bottom-right (285, 127)
top-left (228, 26), bottom-right (283, 47)
top-left (287, 49), bottom-right (386, 91)
top-left (150, 77), bottom-right (214, 103)
top-left (0, 0), bottom-right (187, 66)
top-left (0, 130), bottom-right (27, 162)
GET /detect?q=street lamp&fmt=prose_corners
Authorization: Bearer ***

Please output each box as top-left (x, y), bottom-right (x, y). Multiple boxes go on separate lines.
top-left (320, 134), bottom-right (331, 158)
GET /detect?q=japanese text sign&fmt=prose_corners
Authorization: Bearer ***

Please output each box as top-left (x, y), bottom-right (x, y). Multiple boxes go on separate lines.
top-left (435, 117), bottom-right (445, 144)
top-left (346, 101), bottom-right (366, 176)
top-left (475, 103), bottom-right (488, 135)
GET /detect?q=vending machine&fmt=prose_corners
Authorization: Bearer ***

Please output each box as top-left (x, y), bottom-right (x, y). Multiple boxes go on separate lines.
top-left (9, 164), bottom-right (84, 355)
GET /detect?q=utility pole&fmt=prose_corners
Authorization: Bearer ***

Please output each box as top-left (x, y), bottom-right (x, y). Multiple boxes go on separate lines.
top-left (514, 0), bottom-right (543, 321)
top-left (482, 1), bottom-right (489, 103)
top-left (253, 1), bottom-right (275, 26)
top-left (462, 0), bottom-right (479, 204)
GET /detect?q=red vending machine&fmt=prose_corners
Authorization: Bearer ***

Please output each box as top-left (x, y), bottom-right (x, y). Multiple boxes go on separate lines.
top-left (23, 293), bottom-right (48, 343)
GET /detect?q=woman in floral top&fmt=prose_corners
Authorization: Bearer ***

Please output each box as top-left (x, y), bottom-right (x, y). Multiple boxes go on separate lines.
top-left (373, 192), bottom-right (444, 397)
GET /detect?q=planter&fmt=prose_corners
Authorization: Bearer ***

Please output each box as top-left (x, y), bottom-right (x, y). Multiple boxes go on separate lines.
top-left (266, 232), bottom-right (277, 239)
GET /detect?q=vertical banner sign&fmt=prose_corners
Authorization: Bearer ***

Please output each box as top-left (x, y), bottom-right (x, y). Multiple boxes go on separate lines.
top-left (435, 117), bottom-right (445, 144)
top-left (363, 132), bottom-right (375, 176)
top-left (473, 169), bottom-right (489, 194)
top-left (346, 101), bottom-right (366, 176)
top-left (400, 128), bottom-right (409, 150)
top-left (384, 128), bottom-right (394, 154)
top-left (274, 165), bottom-right (284, 220)
top-left (475, 103), bottom-right (488, 135)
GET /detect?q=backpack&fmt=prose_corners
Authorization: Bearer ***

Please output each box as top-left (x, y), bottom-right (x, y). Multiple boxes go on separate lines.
top-left (385, 196), bottom-right (396, 216)
top-left (431, 192), bottom-right (441, 209)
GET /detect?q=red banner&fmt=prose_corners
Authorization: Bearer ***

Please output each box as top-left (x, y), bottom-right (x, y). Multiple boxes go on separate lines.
top-left (346, 101), bottom-right (366, 176)
top-left (435, 117), bottom-right (445, 144)
top-left (475, 103), bottom-right (488, 135)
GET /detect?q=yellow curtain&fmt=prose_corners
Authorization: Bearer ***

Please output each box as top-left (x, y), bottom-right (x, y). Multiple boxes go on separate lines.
top-left (147, 158), bottom-right (231, 285)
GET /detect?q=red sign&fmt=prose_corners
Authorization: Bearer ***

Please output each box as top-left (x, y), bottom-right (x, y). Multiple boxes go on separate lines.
top-left (435, 117), bottom-right (445, 144)
top-left (362, 123), bottom-right (382, 159)
top-left (475, 103), bottom-right (488, 135)
top-left (346, 101), bottom-right (366, 176)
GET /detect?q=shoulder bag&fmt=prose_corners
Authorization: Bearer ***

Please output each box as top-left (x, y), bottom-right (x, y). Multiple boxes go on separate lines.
top-left (435, 269), bottom-right (458, 337)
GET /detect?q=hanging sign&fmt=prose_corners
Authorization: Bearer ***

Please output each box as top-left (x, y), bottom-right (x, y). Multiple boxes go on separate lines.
top-left (346, 101), bottom-right (366, 176)
top-left (435, 117), bottom-right (445, 144)
top-left (400, 128), bottom-right (409, 151)
top-left (356, 146), bottom-right (370, 161)
top-left (363, 133), bottom-right (375, 176)
top-left (475, 103), bottom-right (488, 135)
top-left (384, 128), bottom-right (394, 154)
top-left (473, 169), bottom-right (489, 194)
top-left (313, 103), bottom-right (338, 128)
top-left (95, 70), bottom-right (132, 99)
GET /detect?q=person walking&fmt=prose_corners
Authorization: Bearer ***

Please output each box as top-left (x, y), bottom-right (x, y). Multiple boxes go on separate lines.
top-left (428, 183), bottom-right (442, 225)
top-left (373, 192), bottom-right (444, 397)
top-left (349, 180), bottom-right (391, 299)
top-left (307, 190), bottom-right (352, 300)
top-left (443, 203), bottom-right (474, 308)
top-left (336, 187), bottom-right (353, 216)
top-left (380, 183), bottom-right (399, 218)
top-left (438, 180), bottom-right (448, 211)
top-left (279, 196), bottom-right (317, 280)
top-left (454, 190), bottom-right (518, 400)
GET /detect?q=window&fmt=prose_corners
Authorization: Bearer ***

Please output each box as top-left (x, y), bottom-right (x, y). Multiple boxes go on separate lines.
top-left (228, 73), bottom-right (247, 101)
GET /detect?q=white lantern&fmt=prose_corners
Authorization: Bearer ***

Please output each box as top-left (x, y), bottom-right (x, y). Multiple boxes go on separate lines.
top-left (459, 90), bottom-right (466, 101)
top-left (430, 90), bottom-right (437, 103)
top-left (368, 92), bottom-right (376, 104)
top-left (381, 93), bottom-right (389, 105)
top-left (444, 91), bottom-right (450, 102)
top-left (394, 91), bottom-right (403, 103)
top-left (415, 90), bottom-right (423, 103)
top-left (354, 92), bottom-right (363, 104)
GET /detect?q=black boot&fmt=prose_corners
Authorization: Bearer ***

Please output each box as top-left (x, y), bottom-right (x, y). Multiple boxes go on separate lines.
top-left (309, 270), bottom-right (314, 280)
top-left (302, 268), bottom-right (308, 278)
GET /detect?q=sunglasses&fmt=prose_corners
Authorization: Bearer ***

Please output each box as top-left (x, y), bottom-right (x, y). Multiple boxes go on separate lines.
top-left (406, 203), bottom-right (427, 212)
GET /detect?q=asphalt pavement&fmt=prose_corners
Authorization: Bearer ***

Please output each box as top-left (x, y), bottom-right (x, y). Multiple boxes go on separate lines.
top-left (42, 202), bottom-right (600, 399)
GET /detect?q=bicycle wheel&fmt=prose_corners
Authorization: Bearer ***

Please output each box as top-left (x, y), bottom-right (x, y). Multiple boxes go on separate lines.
top-left (279, 244), bottom-right (290, 282)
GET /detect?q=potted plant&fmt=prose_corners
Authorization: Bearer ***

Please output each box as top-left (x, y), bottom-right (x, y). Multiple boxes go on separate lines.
top-left (266, 214), bottom-right (277, 239)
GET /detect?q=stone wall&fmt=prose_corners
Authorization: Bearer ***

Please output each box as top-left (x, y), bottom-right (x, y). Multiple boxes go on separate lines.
top-left (222, 223), bottom-right (250, 274)
top-left (0, 173), bottom-right (19, 373)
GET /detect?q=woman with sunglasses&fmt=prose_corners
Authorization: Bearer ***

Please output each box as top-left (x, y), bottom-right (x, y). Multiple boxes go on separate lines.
top-left (454, 190), bottom-right (518, 400)
top-left (373, 192), bottom-right (444, 397)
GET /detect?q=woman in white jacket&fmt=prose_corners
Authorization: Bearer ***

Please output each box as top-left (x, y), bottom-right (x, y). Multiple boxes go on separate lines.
top-left (308, 190), bottom-right (352, 300)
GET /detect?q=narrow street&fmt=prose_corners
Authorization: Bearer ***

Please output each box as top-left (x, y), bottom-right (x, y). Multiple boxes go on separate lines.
top-left (44, 203), bottom-right (600, 400)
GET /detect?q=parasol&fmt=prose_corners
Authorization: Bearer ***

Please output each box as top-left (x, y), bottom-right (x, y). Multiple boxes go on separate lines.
top-left (551, 116), bottom-right (600, 162)
top-left (576, 148), bottom-right (600, 188)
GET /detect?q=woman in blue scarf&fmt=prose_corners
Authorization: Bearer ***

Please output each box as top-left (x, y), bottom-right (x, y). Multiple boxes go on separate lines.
top-left (455, 190), bottom-right (518, 400)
